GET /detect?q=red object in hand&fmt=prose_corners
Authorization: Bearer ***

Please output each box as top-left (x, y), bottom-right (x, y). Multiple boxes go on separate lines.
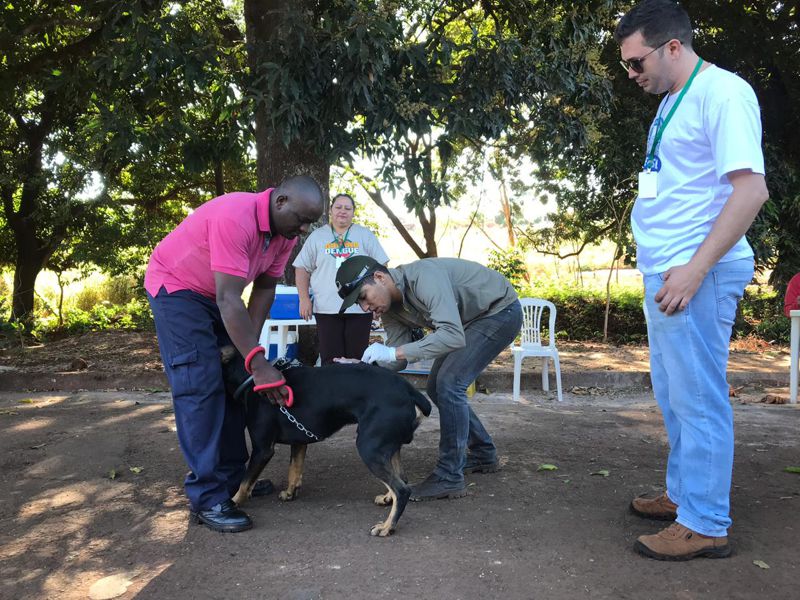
top-left (253, 378), bottom-right (294, 408)
top-left (244, 345), bottom-right (266, 374)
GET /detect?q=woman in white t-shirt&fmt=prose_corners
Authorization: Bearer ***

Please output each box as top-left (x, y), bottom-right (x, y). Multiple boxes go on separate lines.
top-left (293, 193), bottom-right (390, 364)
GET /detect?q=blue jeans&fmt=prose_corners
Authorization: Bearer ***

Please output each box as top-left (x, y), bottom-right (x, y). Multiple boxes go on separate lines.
top-left (147, 287), bottom-right (248, 511)
top-left (426, 300), bottom-right (523, 482)
top-left (644, 258), bottom-right (753, 536)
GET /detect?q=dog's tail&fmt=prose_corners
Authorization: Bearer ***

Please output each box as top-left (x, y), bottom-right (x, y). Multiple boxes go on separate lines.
top-left (410, 385), bottom-right (432, 417)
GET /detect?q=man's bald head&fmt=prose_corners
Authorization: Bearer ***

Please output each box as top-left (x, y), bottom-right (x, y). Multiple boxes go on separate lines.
top-left (269, 175), bottom-right (325, 239)
top-left (275, 175), bottom-right (324, 203)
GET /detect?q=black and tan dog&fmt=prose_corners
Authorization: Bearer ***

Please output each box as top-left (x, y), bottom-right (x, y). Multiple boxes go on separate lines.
top-left (220, 348), bottom-right (431, 536)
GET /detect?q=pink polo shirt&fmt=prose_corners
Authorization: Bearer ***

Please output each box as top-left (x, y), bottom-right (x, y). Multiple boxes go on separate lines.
top-left (144, 188), bottom-right (296, 299)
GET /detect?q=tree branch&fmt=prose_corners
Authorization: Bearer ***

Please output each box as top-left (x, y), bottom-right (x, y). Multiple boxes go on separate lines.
top-left (457, 194), bottom-right (482, 257)
top-left (475, 222), bottom-right (504, 252)
top-left (357, 179), bottom-right (427, 259)
top-left (515, 221), bottom-right (616, 259)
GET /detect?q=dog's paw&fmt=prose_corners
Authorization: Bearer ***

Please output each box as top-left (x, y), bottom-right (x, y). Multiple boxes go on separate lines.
top-left (369, 522), bottom-right (395, 537)
top-left (232, 490), bottom-right (248, 506)
top-left (373, 492), bottom-right (393, 506)
top-left (278, 490), bottom-right (296, 501)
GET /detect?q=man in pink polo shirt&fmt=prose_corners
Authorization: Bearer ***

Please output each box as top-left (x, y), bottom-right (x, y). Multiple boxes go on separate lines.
top-left (145, 175), bottom-right (324, 533)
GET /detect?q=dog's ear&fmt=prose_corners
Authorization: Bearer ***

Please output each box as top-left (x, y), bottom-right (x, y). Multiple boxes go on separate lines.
top-left (219, 345), bottom-right (237, 364)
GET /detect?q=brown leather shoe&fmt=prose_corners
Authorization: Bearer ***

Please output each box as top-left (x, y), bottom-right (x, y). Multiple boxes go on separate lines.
top-left (630, 492), bottom-right (678, 521)
top-left (635, 523), bottom-right (731, 561)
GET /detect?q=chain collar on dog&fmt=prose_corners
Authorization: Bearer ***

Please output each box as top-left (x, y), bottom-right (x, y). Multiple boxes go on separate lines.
top-left (233, 374), bottom-right (320, 441)
top-left (278, 406), bottom-right (319, 441)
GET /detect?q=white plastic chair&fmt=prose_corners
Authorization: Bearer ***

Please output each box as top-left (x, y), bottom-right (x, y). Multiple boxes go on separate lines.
top-left (511, 298), bottom-right (563, 402)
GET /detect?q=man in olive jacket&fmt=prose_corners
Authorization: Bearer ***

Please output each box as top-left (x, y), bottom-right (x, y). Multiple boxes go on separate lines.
top-left (336, 256), bottom-right (522, 501)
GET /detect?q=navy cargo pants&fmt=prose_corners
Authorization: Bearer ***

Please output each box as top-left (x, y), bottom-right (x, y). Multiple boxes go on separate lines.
top-left (147, 287), bottom-right (248, 510)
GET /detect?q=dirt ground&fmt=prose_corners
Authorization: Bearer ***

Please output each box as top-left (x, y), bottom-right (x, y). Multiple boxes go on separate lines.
top-left (1, 332), bottom-right (798, 599)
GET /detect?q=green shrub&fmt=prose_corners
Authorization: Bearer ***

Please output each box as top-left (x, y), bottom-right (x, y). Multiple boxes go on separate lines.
top-left (11, 272), bottom-right (793, 346)
top-left (488, 248), bottom-right (528, 288)
top-left (104, 275), bottom-right (139, 305)
top-left (516, 280), bottom-right (792, 345)
top-left (519, 281), bottom-right (647, 344)
top-left (737, 284), bottom-right (790, 343)
top-left (69, 275), bottom-right (138, 312)
top-left (72, 281), bottom-right (106, 312)
top-left (0, 275), bottom-right (9, 320)
top-left (47, 298), bottom-right (153, 336)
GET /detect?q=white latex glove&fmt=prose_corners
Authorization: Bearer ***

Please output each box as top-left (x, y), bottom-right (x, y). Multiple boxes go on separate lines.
top-left (360, 342), bottom-right (396, 364)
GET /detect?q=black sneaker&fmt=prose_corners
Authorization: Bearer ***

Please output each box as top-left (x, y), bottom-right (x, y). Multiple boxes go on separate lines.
top-left (409, 473), bottom-right (467, 502)
top-left (251, 479), bottom-right (275, 497)
top-left (464, 455), bottom-right (500, 474)
top-left (191, 499), bottom-right (253, 533)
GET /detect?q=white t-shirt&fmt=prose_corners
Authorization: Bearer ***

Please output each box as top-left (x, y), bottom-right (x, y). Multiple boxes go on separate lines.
top-left (632, 64), bottom-right (765, 275)
top-left (292, 223), bottom-right (390, 314)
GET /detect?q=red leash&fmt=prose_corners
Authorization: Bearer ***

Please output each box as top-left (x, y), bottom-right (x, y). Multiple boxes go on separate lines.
top-left (253, 378), bottom-right (294, 408)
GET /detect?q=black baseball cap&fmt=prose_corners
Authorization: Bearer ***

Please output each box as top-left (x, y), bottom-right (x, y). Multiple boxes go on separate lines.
top-left (336, 255), bottom-right (381, 313)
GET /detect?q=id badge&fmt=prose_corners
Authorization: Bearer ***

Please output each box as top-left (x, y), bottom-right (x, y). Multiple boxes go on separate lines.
top-left (638, 171), bottom-right (658, 199)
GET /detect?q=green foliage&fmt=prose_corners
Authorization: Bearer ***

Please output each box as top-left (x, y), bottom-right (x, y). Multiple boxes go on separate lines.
top-left (526, 1), bottom-right (800, 290)
top-left (43, 273), bottom-right (138, 315)
top-left (0, 273), bottom-right (9, 318)
top-left (682, 1), bottom-right (800, 289)
top-left (247, 1), bottom-right (615, 256)
top-left (55, 298), bottom-right (153, 336)
top-left (515, 279), bottom-right (793, 345)
top-left (488, 249), bottom-right (529, 288)
top-left (1, 1), bottom-right (253, 320)
top-left (737, 284), bottom-right (791, 343)
top-left (520, 281), bottom-right (648, 344)
top-left (71, 283), bottom-right (105, 313)
top-left (101, 275), bottom-right (139, 306)
top-left (5, 270), bottom-right (792, 346)
top-left (4, 0), bottom-right (798, 328)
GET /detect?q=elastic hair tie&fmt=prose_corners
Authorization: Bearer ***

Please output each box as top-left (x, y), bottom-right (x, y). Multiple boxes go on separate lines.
top-left (244, 345), bottom-right (266, 374)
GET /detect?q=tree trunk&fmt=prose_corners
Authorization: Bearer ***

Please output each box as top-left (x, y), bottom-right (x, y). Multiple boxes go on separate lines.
top-left (245, 0), bottom-right (331, 287)
top-left (244, 0), bottom-right (331, 359)
top-left (363, 186), bottom-right (428, 258)
top-left (11, 248), bottom-right (49, 325)
top-left (418, 206), bottom-right (438, 257)
top-left (499, 179), bottom-right (516, 247)
top-left (56, 271), bottom-right (65, 328)
top-left (214, 160), bottom-right (225, 196)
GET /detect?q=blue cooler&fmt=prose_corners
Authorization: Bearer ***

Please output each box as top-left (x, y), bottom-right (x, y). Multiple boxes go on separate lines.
top-left (267, 332), bottom-right (298, 360)
top-left (270, 284), bottom-right (301, 319)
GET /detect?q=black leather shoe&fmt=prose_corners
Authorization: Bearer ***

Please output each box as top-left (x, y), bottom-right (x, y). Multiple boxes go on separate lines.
top-left (191, 499), bottom-right (253, 533)
top-left (251, 479), bottom-right (275, 497)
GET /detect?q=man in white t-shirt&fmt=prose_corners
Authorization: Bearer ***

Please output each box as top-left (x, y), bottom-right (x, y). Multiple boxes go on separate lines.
top-left (616, 0), bottom-right (769, 561)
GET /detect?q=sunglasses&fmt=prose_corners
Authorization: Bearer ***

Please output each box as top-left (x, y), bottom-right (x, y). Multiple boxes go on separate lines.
top-left (619, 40), bottom-right (670, 74)
top-left (337, 267), bottom-right (377, 298)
